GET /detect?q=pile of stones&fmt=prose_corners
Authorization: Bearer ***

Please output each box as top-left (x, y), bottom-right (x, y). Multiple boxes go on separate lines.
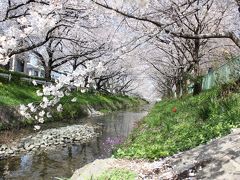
top-left (0, 124), bottom-right (97, 159)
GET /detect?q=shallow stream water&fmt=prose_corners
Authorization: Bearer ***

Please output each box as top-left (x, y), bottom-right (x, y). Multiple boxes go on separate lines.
top-left (0, 106), bottom-right (149, 180)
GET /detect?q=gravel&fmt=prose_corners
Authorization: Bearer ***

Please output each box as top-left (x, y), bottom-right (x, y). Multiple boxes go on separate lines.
top-left (0, 124), bottom-right (97, 159)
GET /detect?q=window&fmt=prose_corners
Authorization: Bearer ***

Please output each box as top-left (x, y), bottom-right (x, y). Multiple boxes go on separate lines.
top-left (34, 70), bottom-right (38, 77)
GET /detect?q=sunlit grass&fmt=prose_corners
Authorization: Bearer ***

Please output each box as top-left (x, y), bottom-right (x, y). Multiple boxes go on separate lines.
top-left (0, 81), bottom-right (40, 106)
top-left (115, 85), bottom-right (240, 159)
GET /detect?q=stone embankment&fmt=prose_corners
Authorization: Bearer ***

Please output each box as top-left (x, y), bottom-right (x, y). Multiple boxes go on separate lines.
top-left (0, 124), bottom-right (97, 159)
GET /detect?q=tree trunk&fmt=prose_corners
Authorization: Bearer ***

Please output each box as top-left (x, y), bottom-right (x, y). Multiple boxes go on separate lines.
top-left (96, 78), bottom-right (102, 91)
top-left (175, 80), bottom-right (181, 97)
top-left (84, 76), bottom-right (89, 88)
top-left (182, 78), bottom-right (188, 95)
top-left (44, 66), bottom-right (52, 81)
top-left (72, 59), bottom-right (77, 71)
top-left (193, 77), bottom-right (202, 96)
top-left (192, 37), bottom-right (202, 95)
top-left (193, 64), bottom-right (202, 95)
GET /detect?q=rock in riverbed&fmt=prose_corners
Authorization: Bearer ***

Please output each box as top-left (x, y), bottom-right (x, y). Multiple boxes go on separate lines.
top-left (0, 124), bottom-right (97, 159)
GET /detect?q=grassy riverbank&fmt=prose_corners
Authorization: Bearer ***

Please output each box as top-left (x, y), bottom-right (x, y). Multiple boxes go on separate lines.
top-left (115, 82), bottom-right (240, 159)
top-left (0, 81), bottom-right (40, 106)
top-left (52, 91), bottom-right (146, 121)
top-left (0, 80), bottom-right (146, 130)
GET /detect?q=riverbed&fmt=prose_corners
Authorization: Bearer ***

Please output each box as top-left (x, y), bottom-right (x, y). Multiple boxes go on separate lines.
top-left (0, 106), bottom-right (148, 179)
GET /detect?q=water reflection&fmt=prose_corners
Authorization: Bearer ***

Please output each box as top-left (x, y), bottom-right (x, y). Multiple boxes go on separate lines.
top-left (0, 107), bottom-right (148, 180)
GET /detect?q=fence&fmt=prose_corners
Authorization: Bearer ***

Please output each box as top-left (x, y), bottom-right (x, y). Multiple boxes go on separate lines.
top-left (0, 72), bottom-right (77, 90)
top-left (0, 72), bottom-right (51, 85)
top-left (202, 58), bottom-right (240, 90)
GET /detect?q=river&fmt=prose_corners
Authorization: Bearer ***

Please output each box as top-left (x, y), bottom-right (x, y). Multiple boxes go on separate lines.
top-left (0, 106), bottom-right (149, 180)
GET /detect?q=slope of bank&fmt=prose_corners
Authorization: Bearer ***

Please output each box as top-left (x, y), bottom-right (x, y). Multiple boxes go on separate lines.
top-left (71, 128), bottom-right (240, 180)
top-left (0, 80), bottom-right (146, 130)
top-left (0, 81), bottom-right (40, 106)
top-left (115, 82), bottom-right (240, 159)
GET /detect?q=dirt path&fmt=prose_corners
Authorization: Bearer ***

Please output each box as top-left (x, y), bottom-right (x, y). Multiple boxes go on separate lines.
top-left (71, 128), bottom-right (240, 180)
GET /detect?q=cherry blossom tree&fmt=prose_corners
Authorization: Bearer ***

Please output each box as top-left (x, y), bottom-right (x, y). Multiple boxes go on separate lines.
top-left (91, 0), bottom-right (240, 96)
top-left (0, 0), bottom-right (63, 65)
top-left (32, 34), bottom-right (106, 80)
top-left (4, 0), bottom-right (143, 128)
top-left (91, 0), bottom-right (240, 48)
top-left (0, 0), bottom-right (107, 128)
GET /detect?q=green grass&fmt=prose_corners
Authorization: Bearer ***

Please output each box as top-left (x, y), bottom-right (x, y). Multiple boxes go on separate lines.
top-left (0, 78), bottom-right (145, 109)
top-left (54, 92), bottom-right (146, 120)
top-left (62, 92), bottom-right (142, 107)
top-left (0, 79), bottom-right (146, 129)
top-left (115, 84), bottom-right (240, 159)
top-left (0, 81), bottom-right (40, 106)
top-left (96, 168), bottom-right (136, 180)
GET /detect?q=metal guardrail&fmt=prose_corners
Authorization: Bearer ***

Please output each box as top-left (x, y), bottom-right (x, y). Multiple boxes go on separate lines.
top-left (21, 77), bottom-right (51, 85)
top-left (0, 72), bottom-right (78, 90)
top-left (0, 72), bottom-right (12, 82)
top-left (0, 72), bottom-right (50, 85)
top-left (0, 73), bottom-right (9, 78)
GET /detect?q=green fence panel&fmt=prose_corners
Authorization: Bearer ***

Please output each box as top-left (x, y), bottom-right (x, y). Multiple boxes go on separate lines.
top-left (202, 58), bottom-right (240, 90)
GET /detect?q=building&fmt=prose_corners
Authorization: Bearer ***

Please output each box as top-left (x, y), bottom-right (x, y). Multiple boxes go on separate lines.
top-left (9, 54), bottom-right (45, 78)
top-left (4, 53), bottom-right (64, 80)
